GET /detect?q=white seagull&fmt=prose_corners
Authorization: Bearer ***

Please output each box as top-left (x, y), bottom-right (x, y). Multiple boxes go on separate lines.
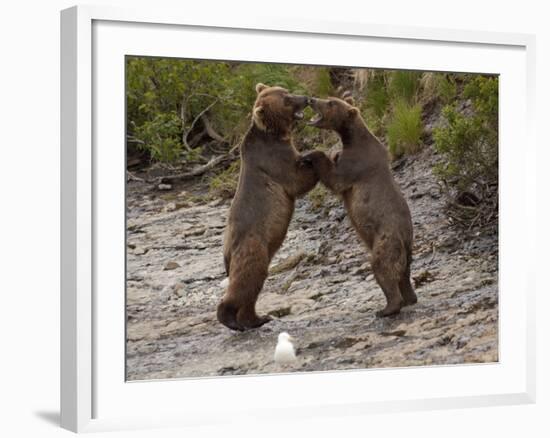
top-left (274, 332), bottom-right (297, 365)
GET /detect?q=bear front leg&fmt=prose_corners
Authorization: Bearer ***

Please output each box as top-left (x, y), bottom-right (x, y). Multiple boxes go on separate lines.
top-left (292, 159), bottom-right (319, 197)
top-left (300, 150), bottom-right (352, 195)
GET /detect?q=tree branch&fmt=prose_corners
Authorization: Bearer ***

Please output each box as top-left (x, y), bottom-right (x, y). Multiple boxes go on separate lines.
top-left (185, 100), bottom-right (218, 142)
top-left (156, 153), bottom-right (234, 184)
top-left (200, 114), bottom-right (226, 143)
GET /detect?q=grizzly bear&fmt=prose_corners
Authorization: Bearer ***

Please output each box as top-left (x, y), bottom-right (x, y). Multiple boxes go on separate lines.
top-left (301, 94), bottom-right (417, 317)
top-left (217, 83), bottom-right (319, 331)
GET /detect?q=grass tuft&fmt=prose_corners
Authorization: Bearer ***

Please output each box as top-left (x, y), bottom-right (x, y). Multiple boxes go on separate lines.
top-left (387, 101), bottom-right (423, 158)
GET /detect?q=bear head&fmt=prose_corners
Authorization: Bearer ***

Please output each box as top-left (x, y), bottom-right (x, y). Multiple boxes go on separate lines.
top-left (252, 83), bottom-right (309, 136)
top-left (307, 93), bottom-right (359, 132)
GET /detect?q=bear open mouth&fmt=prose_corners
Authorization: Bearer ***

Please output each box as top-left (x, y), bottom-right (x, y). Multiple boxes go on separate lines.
top-left (307, 112), bottom-right (323, 126)
top-left (294, 111), bottom-right (304, 120)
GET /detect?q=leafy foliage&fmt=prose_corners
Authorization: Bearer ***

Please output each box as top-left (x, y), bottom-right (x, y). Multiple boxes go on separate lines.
top-left (126, 58), bottom-right (334, 165)
top-left (438, 75), bottom-right (458, 104)
top-left (307, 185), bottom-right (330, 213)
top-left (434, 76), bottom-right (498, 189)
top-left (133, 113), bottom-right (183, 162)
top-left (127, 59), bottom-right (498, 230)
top-left (433, 75), bottom-right (498, 227)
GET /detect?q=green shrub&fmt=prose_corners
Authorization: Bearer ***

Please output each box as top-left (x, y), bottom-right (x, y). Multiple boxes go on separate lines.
top-left (134, 113), bottom-right (183, 162)
top-left (387, 101), bottom-right (423, 158)
top-left (438, 75), bottom-right (457, 104)
top-left (307, 185), bottom-right (330, 212)
top-left (127, 58), bottom-right (313, 165)
top-left (419, 73), bottom-right (457, 105)
top-left (464, 76), bottom-right (498, 129)
top-left (434, 75), bottom-right (498, 204)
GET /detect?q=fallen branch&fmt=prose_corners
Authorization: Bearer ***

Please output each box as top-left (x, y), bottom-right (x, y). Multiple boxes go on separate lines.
top-left (156, 153), bottom-right (235, 184)
top-left (126, 135), bottom-right (145, 145)
top-left (127, 171), bottom-right (145, 182)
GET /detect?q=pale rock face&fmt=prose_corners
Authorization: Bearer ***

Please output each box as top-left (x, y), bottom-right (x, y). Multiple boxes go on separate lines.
top-left (274, 332), bottom-right (297, 365)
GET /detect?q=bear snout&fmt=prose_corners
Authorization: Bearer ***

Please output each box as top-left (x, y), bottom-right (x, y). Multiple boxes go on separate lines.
top-left (292, 94), bottom-right (309, 109)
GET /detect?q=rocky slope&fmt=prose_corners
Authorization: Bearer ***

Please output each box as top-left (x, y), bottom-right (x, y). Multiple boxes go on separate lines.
top-left (126, 147), bottom-right (498, 381)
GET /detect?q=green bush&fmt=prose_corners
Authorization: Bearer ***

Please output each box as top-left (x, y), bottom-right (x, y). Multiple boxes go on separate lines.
top-left (307, 185), bottom-right (330, 212)
top-left (127, 58), bottom-right (316, 165)
top-left (433, 75), bottom-right (498, 218)
top-left (133, 113), bottom-right (183, 162)
top-left (438, 75), bottom-right (457, 104)
top-left (387, 101), bottom-right (423, 158)
top-left (419, 73), bottom-right (457, 105)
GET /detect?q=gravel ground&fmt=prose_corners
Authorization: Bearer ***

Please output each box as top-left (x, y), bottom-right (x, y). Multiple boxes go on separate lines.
top-left (125, 146), bottom-right (498, 380)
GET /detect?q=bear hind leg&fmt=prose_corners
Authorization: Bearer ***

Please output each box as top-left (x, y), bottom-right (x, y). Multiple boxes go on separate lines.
top-left (217, 240), bottom-right (272, 331)
top-left (371, 236), bottom-right (405, 317)
top-left (373, 273), bottom-right (404, 317)
top-left (399, 264), bottom-right (417, 306)
top-left (399, 276), bottom-right (417, 306)
top-left (217, 300), bottom-right (244, 331)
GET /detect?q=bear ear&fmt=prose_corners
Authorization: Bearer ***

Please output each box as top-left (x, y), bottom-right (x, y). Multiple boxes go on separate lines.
top-left (341, 90), bottom-right (355, 105)
top-left (348, 107), bottom-right (359, 118)
top-left (343, 96), bottom-right (355, 105)
top-left (255, 83), bottom-right (268, 94)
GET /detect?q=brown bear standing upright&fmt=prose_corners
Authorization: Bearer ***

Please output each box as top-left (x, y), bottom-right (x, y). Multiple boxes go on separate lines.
top-left (217, 84), bottom-right (319, 331)
top-left (302, 94), bottom-right (417, 317)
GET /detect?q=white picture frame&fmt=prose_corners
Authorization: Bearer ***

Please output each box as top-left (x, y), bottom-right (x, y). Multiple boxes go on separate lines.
top-left (60, 4), bottom-right (536, 433)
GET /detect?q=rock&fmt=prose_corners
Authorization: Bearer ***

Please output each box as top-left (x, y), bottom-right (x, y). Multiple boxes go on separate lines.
top-left (173, 284), bottom-right (184, 298)
top-left (208, 198), bottom-right (225, 207)
top-left (413, 270), bottom-right (436, 288)
top-left (164, 202), bottom-right (177, 212)
top-left (290, 299), bottom-right (315, 315)
top-left (163, 261), bottom-right (180, 270)
top-left (270, 251), bottom-right (307, 275)
top-left (183, 227), bottom-right (206, 238)
top-left (352, 262), bottom-right (370, 276)
top-left (334, 337), bottom-right (362, 349)
top-left (349, 341), bottom-right (371, 352)
top-left (456, 336), bottom-right (470, 349)
top-left (328, 208), bottom-right (346, 222)
top-left (380, 330), bottom-right (407, 337)
top-left (438, 235), bottom-right (460, 250)
top-left (158, 183), bottom-right (172, 190)
top-left (134, 247), bottom-right (147, 255)
top-left (268, 306), bottom-right (291, 318)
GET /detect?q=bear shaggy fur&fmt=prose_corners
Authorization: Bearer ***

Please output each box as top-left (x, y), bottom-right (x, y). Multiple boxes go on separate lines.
top-left (302, 95), bottom-right (417, 317)
top-left (217, 83), bottom-right (318, 331)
